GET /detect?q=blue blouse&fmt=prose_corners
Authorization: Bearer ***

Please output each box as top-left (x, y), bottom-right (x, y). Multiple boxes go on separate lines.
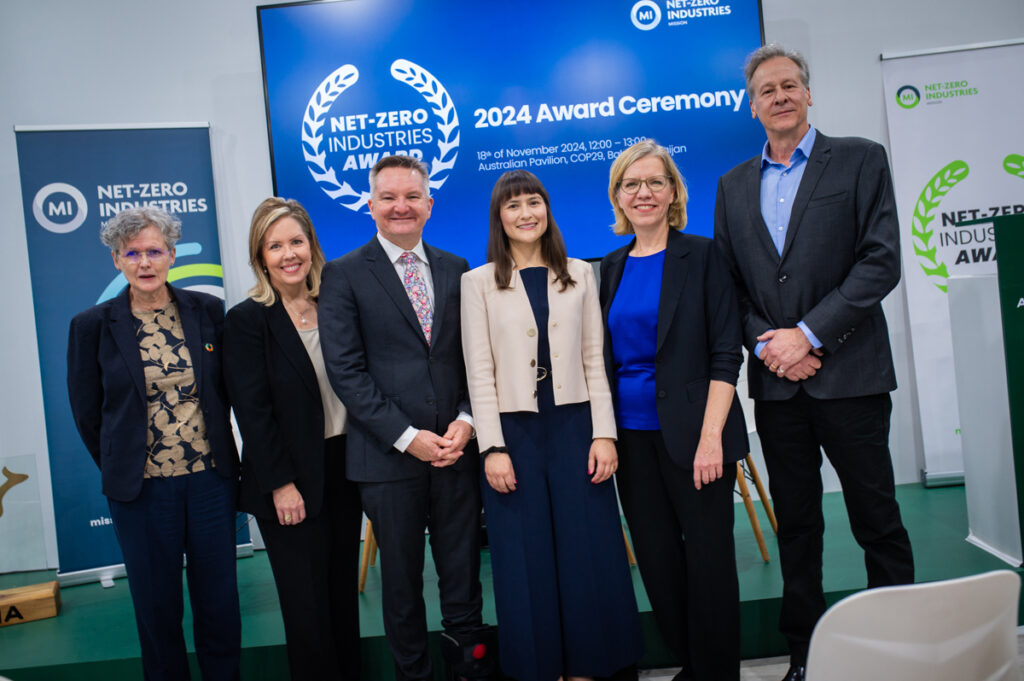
top-left (607, 250), bottom-right (665, 430)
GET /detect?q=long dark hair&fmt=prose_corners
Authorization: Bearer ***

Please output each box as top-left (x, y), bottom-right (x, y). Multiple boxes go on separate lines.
top-left (487, 170), bottom-right (575, 291)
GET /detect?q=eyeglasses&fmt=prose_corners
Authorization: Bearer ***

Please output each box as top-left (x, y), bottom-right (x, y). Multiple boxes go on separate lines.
top-left (618, 175), bottom-right (672, 194)
top-left (120, 248), bottom-right (168, 263)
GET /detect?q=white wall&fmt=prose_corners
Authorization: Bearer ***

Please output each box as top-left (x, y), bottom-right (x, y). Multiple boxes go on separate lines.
top-left (1, 0), bottom-right (1021, 568)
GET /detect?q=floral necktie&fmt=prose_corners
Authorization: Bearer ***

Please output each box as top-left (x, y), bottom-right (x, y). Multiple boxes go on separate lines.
top-left (399, 251), bottom-right (432, 344)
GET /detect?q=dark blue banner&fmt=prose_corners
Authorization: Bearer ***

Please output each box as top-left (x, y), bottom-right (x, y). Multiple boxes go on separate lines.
top-left (259, 0), bottom-right (765, 263)
top-left (16, 125), bottom-right (245, 578)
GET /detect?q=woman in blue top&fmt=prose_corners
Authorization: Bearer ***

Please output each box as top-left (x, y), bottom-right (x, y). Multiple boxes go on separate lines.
top-left (462, 170), bottom-right (643, 681)
top-left (600, 141), bottom-right (750, 681)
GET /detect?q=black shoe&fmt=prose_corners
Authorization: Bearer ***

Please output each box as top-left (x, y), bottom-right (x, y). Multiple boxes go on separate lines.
top-left (781, 665), bottom-right (805, 681)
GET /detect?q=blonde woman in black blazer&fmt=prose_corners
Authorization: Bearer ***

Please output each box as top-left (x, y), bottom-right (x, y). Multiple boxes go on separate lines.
top-left (600, 141), bottom-right (748, 681)
top-left (224, 198), bottom-right (362, 680)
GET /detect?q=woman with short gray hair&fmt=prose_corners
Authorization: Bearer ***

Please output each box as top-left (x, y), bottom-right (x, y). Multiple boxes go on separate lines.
top-left (67, 206), bottom-right (241, 681)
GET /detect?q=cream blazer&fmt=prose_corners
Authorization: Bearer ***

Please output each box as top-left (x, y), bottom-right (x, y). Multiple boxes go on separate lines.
top-left (460, 258), bottom-right (616, 452)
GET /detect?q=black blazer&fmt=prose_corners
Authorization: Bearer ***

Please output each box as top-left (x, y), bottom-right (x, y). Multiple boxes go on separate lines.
top-left (713, 131), bottom-right (900, 401)
top-left (600, 230), bottom-right (749, 469)
top-left (319, 236), bottom-right (475, 483)
top-left (67, 285), bottom-right (238, 502)
top-left (223, 297), bottom-right (332, 520)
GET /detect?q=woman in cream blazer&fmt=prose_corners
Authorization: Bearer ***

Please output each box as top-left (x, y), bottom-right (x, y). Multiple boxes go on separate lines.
top-left (461, 170), bottom-right (642, 681)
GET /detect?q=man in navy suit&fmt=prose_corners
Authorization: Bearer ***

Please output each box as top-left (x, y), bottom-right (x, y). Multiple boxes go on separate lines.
top-left (319, 155), bottom-right (489, 681)
top-left (714, 44), bottom-right (914, 681)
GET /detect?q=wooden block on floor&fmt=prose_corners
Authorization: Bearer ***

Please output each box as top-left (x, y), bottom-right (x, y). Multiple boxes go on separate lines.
top-left (0, 581), bottom-right (60, 627)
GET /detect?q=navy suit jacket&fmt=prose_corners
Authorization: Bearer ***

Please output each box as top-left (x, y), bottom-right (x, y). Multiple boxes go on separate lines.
top-left (67, 285), bottom-right (238, 502)
top-left (319, 236), bottom-right (475, 483)
top-left (223, 297), bottom-right (331, 520)
top-left (714, 132), bottom-right (900, 401)
top-left (601, 230), bottom-right (749, 469)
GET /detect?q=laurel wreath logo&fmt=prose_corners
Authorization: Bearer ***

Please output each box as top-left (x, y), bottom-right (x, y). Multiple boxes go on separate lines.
top-left (390, 59), bottom-right (460, 191)
top-left (911, 160), bottom-right (969, 293)
top-left (302, 65), bottom-right (365, 211)
top-left (1004, 153), bottom-right (1024, 180)
top-left (301, 60), bottom-right (460, 213)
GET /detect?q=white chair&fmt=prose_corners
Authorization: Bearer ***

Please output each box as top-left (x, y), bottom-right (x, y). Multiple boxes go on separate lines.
top-left (806, 570), bottom-right (1021, 681)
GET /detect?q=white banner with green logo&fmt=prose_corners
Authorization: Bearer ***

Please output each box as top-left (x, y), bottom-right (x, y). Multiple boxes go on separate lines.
top-left (881, 39), bottom-right (1024, 483)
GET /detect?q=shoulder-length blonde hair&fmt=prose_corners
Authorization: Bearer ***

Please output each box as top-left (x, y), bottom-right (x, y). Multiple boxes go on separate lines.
top-left (607, 139), bottom-right (688, 235)
top-left (247, 198), bottom-right (326, 305)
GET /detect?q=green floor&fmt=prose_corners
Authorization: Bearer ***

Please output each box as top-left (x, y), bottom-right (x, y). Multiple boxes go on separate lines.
top-left (0, 484), bottom-right (1017, 680)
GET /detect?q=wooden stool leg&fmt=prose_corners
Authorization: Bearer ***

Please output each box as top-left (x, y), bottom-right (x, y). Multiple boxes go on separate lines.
top-left (622, 524), bottom-right (637, 567)
top-left (744, 455), bottom-right (778, 534)
top-left (359, 519), bottom-right (374, 593)
top-left (737, 462), bottom-right (770, 563)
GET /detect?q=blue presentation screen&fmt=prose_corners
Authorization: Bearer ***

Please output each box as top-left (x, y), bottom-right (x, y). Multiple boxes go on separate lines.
top-left (258, 0), bottom-right (764, 264)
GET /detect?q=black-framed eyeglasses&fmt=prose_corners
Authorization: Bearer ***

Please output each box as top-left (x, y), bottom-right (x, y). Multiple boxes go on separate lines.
top-left (120, 248), bottom-right (168, 263)
top-left (618, 175), bottom-right (672, 194)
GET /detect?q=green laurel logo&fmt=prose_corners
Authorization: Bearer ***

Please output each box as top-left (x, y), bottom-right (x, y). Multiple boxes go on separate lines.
top-left (1004, 153), bottom-right (1024, 179)
top-left (911, 160), bottom-right (969, 293)
top-left (896, 85), bottom-right (921, 110)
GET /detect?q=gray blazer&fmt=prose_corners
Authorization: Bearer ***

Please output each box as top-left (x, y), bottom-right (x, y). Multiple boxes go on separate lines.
top-left (319, 236), bottom-right (474, 483)
top-left (713, 131), bottom-right (900, 401)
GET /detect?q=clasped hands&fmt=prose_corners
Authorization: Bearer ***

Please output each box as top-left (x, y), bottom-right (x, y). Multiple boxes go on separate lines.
top-left (757, 327), bottom-right (823, 381)
top-left (407, 420), bottom-right (473, 468)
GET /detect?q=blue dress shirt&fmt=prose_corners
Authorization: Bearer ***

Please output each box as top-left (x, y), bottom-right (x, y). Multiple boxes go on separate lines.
top-left (754, 126), bottom-right (823, 358)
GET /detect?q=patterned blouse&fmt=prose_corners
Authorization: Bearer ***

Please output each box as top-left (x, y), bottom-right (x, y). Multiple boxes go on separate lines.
top-left (133, 301), bottom-right (214, 478)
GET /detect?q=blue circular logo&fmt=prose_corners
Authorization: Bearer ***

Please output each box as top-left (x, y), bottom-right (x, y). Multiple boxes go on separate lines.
top-left (631, 0), bottom-right (662, 30)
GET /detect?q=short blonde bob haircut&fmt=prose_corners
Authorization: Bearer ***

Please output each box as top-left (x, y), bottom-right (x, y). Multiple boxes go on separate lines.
top-left (247, 197), bottom-right (326, 305)
top-left (608, 139), bottom-right (688, 235)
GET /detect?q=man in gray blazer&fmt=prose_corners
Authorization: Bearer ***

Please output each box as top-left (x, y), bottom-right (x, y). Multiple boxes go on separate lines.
top-left (714, 44), bottom-right (914, 681)
top-left (320, 155), bottom-right (490, 681)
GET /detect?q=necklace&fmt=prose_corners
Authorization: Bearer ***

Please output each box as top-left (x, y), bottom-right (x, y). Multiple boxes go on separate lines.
top-left (283, 297), bottom-right (315, 327)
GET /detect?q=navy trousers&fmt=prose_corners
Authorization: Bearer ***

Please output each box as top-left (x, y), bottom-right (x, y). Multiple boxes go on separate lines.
top-left (108, 468), bottom-right (241, 681)
top-left (485, 395), bottom-right (643, 681)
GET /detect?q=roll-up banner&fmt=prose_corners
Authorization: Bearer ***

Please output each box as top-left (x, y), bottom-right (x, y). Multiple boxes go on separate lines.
top-left (257, 0), bottom-right (766, 262)
top-left (15, 124), bottom-right (249, 584)
top-left (881, 39), bottom-right (1024, 484)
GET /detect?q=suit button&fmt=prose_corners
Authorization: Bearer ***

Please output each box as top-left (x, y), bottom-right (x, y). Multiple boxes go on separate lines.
top-left (778, 273), bottom-right (788, 283)
top-left (530, 359), bottom-right (536, 367)
top-left (527, 328), bottom-right (537, 337)
top-left (657, 390), bottom-right (666, 398)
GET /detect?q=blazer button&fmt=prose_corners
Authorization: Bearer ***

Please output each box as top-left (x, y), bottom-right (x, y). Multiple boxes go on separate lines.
top-left (657, 390), bottom-right (667, 398)
top-left (527, 328), bottom-right (537, 337)
top-left (778, 273), bottom-right (789, 283)
top-left (530, 359), bottom-right (536, 367)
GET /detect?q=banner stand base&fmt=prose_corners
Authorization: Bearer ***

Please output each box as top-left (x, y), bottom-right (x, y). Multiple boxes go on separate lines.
top-left (921, 470), bottom-right (965, 488)
top-left (57, 543), bottom-right (255, 587)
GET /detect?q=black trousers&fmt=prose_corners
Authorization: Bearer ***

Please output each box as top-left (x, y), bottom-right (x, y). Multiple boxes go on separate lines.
top-left (358, 463), bottom-right (484, 681)
top-left (754, 391), bottom-right (914, 664)
top-left (257, 436), bottom-right (363, 680)
top-left (617, 429), bottom-right (740, 681)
